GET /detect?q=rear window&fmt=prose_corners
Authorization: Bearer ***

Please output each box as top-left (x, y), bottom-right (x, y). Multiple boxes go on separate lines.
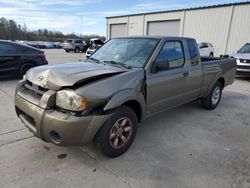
top-left (187, 39), bottom-right (199, 59)
top-left (65, 39), bottom-right (73, 43)
top-left (93, 40), bottom-right (104, 45)
top-left (75, 40), bottom-right (83, 44)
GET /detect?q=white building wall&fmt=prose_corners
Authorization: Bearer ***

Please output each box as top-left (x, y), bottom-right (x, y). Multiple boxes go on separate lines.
top-left (107, 3), bottom-right (250, 55)
top-left (182, 6), bottom-right (233, 56)
top-left (128, 15), bottom-right (144, 35)
top-left (107, 17), bottom-right (128, 39)
top-left (226, 4), bottom-right (250, 54)
top-left (144, 12), bottom-right (183, 35)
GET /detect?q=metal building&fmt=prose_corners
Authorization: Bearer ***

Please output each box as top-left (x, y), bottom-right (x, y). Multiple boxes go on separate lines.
top-left (106, 2), bottom-right (250, 56)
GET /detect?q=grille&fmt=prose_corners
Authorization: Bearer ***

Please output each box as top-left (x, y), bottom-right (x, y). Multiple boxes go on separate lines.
top-left (239, 59), bottom-right (250, 63)
top-left (24, 80), bottom-right (48, 96)
top-left (237, 65), bottom-right (250, 70)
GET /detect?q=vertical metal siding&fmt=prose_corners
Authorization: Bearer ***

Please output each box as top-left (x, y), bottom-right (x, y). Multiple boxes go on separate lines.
top-left (226, 4), bottom-right (250, 54)
top-left (182, 6), bottom-right (232, 56)
top-left (107, 4), bottom-right (250, 55)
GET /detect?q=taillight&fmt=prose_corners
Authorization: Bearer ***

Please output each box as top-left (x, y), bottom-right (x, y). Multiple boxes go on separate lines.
top-left (38, 52), bottom-right (45, 58)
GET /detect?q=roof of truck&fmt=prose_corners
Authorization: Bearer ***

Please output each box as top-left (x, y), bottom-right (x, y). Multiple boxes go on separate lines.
top-left (111, 36), bottom-right (195, 40)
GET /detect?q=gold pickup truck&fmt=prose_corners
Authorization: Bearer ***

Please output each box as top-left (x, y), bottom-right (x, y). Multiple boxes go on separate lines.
top-left (15, 36), bottom-right (236, 157)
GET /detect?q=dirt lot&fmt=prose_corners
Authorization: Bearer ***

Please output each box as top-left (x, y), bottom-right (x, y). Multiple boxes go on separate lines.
top-left (0, 49), bottom-right (250, 188)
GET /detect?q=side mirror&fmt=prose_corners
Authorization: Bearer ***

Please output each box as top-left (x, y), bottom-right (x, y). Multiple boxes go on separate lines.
top-left (155, 59), bottom-right (169, 71)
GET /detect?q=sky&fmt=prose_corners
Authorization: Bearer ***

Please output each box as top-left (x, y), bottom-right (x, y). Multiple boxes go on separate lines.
top-left (0, 0), bottom-right (248, 36)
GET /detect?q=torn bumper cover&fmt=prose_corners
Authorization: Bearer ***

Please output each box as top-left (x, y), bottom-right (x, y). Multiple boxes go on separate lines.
top-left (15, 80), bottom-right (111, 146)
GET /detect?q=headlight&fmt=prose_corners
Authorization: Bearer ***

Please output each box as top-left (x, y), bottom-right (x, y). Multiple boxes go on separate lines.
top-left (56, 90), bottom-right (87, 111)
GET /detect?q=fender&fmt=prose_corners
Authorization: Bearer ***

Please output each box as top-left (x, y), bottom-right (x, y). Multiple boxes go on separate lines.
top-left (203, 73), bottom-right (225, 97)
top-left (103, 89), bottom-right (146, 120)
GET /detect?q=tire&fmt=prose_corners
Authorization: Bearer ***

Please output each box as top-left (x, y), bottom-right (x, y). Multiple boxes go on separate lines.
top-left (201, 81), bottom-right (222, 110)
top-left (65, 50), bottom-right (70, 53)
top-left (95, 105), bottom-right (138, 157)
top-left (74, 47), bottom-right (80, 53)
top-left (20, 63), bottom-right (34, 77)
top-left (209, 53), bottom-right (214, 57)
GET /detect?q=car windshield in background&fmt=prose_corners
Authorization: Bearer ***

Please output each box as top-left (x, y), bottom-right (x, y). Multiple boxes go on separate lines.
top-left (90, 38), bottom-right (159, 68)
top-left (65, 39), bottom-right (73, 43)
top-left (238, 43), bottom-right (250, 53)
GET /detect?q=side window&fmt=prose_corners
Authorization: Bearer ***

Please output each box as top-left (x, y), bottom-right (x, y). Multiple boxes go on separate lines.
top-left (187, 39), bottom-right (199, 59)
top-left (156, 41), bottom-right (185, 69)
top-left (0, 43), bottom-right (17, 54)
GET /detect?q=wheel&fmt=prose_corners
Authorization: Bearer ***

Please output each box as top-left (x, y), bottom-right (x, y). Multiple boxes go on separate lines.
top-left (95, 106), bottom-right (138, 157)
top-left (201, 81), bottom-right (222, 110)
top-left (74, 47), bottom-right (80, 53)
top-left (209, 53), bottom-right (214, 57)
top-left (20, 63), bottom-right (34, 77)
top-left (65, 50), bottom-right (70, 53)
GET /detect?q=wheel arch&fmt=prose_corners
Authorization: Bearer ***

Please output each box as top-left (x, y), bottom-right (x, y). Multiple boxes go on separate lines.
top-left (103, 89), bottom-right (146, 122)
top-left (203, 76), bottom-right (225, 97)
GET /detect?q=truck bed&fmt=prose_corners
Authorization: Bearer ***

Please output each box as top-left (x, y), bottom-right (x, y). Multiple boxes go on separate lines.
top-left (200, 57), bottom-right (236, 96)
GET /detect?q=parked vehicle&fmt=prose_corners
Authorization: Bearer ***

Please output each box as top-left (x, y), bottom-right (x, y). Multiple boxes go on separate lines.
top-left (198, 42), bottom-right (214, 57)
top-left (0, 40), bottom-right (48, 78)
top-left (15, 36), bottom-right (236, 157)
top-left (62, 39), bottom-right (87, 53)
top-left (86, 38), bottom-right (104, 58)
top-left (53, 42), bottom-right (63, 49)
top-left (231, 43), bottom-right (250, 76)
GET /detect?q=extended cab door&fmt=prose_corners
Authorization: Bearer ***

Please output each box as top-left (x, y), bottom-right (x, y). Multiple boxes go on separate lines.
top-left (146, 38), bottom-right (203, 114)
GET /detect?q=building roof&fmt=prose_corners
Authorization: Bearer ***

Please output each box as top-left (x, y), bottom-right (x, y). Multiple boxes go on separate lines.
top-left (106, 1), bottom-right (250, 19)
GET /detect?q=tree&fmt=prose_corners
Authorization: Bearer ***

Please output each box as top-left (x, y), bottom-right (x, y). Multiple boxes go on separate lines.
top-left (0, 17), bottom-right (106, 42)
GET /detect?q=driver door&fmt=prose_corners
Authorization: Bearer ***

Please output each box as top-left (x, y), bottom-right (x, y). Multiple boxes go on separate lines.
top-left (146, 40), bottom-right (190, 114)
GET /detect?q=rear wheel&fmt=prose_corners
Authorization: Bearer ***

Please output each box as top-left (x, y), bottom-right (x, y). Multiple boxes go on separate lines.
top-left (20, 63), bottom-right (34, 77)
top-left (201, 81), bottom-right (222, 110)
top-left (74, 47), bottom-right (80, 53)
top-left (65, 50), bottom-right (70, 53)
top-left (95, 106), bottom-right (138, 157)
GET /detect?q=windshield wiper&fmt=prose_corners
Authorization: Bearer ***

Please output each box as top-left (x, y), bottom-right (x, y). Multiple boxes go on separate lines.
top-left (104, 60), bottom-right (131, 69)
top-left (86, 57), bottom-right (100, 64)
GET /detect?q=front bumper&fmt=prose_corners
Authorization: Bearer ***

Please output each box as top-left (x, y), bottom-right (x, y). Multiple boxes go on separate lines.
top-left (236, 65), bottom-right (250, 77)
top-left (15, 80), bottom-right (111, 146)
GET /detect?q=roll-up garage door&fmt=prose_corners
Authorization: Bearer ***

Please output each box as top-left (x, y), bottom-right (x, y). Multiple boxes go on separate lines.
top-left (147, 20), bottom-right (180, 36)
top-left (110, 23), bottom-right (127, 38)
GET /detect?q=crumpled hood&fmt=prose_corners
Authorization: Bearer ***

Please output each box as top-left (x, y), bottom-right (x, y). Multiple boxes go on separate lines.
top-left (231, 53), bottom-right (250, 60)
top-left (26, 62), bottom-right (126, 90)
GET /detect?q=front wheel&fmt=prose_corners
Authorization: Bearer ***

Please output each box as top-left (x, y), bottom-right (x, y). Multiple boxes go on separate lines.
top-left (201, 81), bottom-right (222, 110)
top-left (95, 106), bottom-right (138, 157)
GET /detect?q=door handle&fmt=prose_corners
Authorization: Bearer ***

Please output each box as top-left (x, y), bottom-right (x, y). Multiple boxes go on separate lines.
top-left (183, 72), bottom-right (189, 78)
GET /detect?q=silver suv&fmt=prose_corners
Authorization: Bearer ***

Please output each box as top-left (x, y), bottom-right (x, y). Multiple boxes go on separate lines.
top-left (62, 39), bottom-right (87, 53)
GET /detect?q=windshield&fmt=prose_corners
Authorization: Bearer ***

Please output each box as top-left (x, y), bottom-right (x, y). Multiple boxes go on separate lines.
top-left (90, 38), bottom-right (159, 68)
top-left (238, 43), bottom-right (250, 53)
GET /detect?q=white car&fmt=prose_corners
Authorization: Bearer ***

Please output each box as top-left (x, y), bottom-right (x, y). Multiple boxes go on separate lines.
top-left (231, 42), bottom-right (250, 76)
top-left (198, 42), bottom-right (214, 57)
top-left (86, 38), bottom-right (104, 58)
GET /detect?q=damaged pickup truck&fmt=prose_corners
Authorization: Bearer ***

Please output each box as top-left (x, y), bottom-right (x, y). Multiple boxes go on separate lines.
top-left (15, 36), bottom-right (236, 157)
